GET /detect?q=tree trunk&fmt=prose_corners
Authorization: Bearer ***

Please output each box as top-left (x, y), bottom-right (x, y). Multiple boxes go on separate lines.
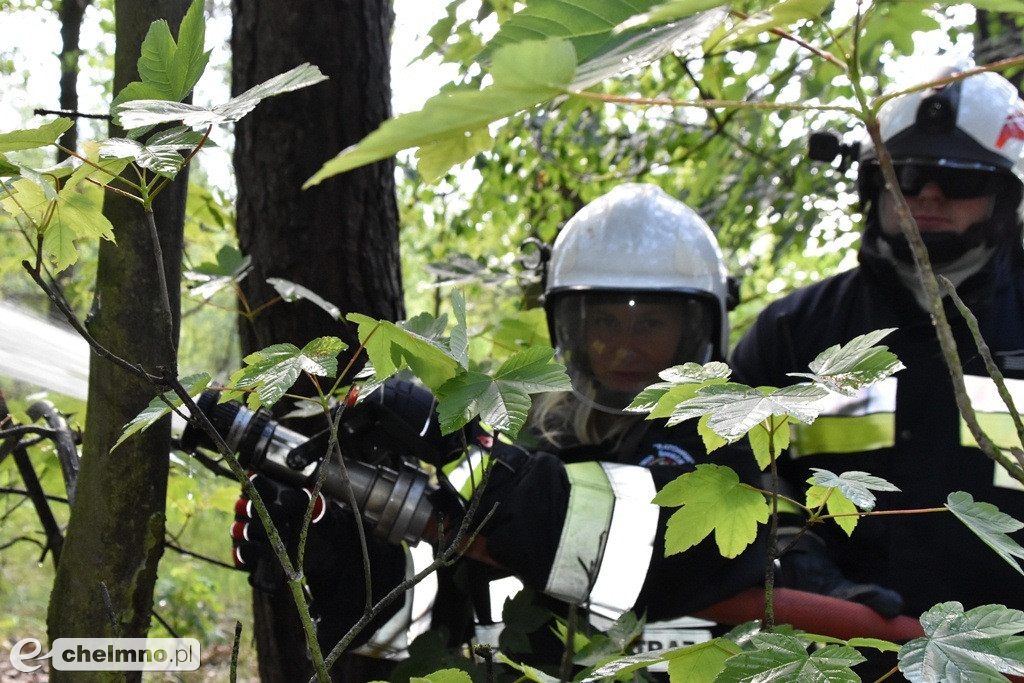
top-left (57, 0), bottom-right (93, 159)
top-left (230, 0), bottom-right (402, 679)
top-left (46, 2), bottom-right (190, 681)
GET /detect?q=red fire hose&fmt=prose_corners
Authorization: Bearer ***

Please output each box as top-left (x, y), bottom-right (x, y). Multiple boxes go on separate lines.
top-left (695, 586), bottom-right (924, 641)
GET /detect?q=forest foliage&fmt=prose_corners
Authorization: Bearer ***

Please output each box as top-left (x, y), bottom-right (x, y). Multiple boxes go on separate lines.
top-left (3, 0), bottom-right (1024, 681)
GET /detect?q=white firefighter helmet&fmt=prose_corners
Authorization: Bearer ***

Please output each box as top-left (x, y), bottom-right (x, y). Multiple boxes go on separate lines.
top-left (544, 183), bottom-right (728, 412)
top-left (857, 62), bottom-right (1024, 262)
top-left (860, 62), bottom-right (1024, 206)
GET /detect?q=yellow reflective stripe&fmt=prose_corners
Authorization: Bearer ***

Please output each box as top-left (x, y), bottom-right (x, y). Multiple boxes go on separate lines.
top-left (545, 462), bottom-right (614, 604)
top-left (960, 375), bottom-right (1024, 451)
top-left (967, 412), bottom-right (1022, 450)
top-left (790, 413), bottom-right (896, 457)
top-left (588, 463), bottom-right (658, 618)
top-left (442, 447), bottom-right (492, 500)
top-left (788, 379), bottom-right (897, 458)
top-left (353, 540), bottom-right (436, 658)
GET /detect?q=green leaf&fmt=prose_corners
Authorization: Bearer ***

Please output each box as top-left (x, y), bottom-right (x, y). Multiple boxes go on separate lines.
top-left (711, 0), bottom-right (831, 51)
top-left (626, 362), bottom-right (731, 415)
top-left (613, 0), bottom-right (730, 32)
top-left (898, 602), bottom-right (1024, 681)
top-left (228, 337), bottom-right (346, 409)
top-left (113, 373), bottom-right (211, 451)
top-left (696, 413), bottom-right (729, 454)
top-left (844, 637), bottom-right (902, 653)
top-left (747, 415), bottom-right (791, 471)
top-left (266, 278), bottom-right (341, 320)
top-left (64, 153), bottom-right (131, 191)
top-left (0, 155), bottom-right (18, 177)
top-left (809, 468), bottom-right (900, 511)
top-left (669, 382), bottom-right (830, 441)
top-left (806, 484), bottom-right (860, 536)
top-left (98, 128), bottom-right (207, 178)
top-left (496, 653), bottom-right (561, 683)
top-left (0, 118), bottom-right (74, 152)
top-left (348, 312), bottom-right (461, 391)
top-left (435, 346), bottom-right (570, 437)
top-left (788, 328), bottom-right (904, 396)
top-left (808, 468), bottom-right (902, 537)
top-left (858, 1), bottom-right (940, 70)
top-left (485, 0), bottom-right (725, 88)
top-left (448, 290), bottom-right (470, 370)
top-left (719, 633), bottom-right (864, 682)
top-left (0, 177), bottom-right (116, 269)
top-left (410, 669), bottom-right (474, 683)
top-left (112, 0), bottom-right (209, 107)
top-left (307, 39), bottom-right (575, 187)
top-left (947, 491), bottom-right (1024, 576)
top-left (665, 638), bottom-right (742, 682)
top-left (653, 464), bottom-right (770, 558)
top-left (114, 63), bottom-right (328, 130)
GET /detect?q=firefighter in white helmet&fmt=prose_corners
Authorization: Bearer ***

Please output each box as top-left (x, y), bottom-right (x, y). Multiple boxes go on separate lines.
top-left (730, 62), bottom-right (1024, 676)
top-left (229, 184), bottom-right (881, 677)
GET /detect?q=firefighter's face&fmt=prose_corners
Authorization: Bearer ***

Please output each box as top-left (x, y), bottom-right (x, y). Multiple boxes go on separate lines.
top-left (584, 300), bottom-right (685, 395)
top-left (879, 181), bottom-right (995, 236)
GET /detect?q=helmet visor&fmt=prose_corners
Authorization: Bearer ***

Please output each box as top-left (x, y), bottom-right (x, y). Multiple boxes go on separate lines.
top-left (867, 162), bottom-right (1008, 200)
top-left (549, 291), bottom-right (717, 412)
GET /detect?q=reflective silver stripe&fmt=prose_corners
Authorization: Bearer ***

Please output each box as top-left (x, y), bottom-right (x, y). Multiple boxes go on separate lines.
top-left (545, 462), bottom-right (659, 616)
top-left (442, 446), bottom-right (490, 500)
top-left (812, 377), bottom-right (898, 416)
top-left (588, 463), bottom-right (658, 618)
top-left (353, 541), bottom-right (436, 659)
top-left (962, 375), bottom-right (1024, 450)
top-left (962, 374), bottom-right (1024, 412)
top-left (790, 378), bottom-right (897, 457)
top-left (961, 375), bottom-right (1024, 491)
top-left (545, 461), bottom-right (614, 603)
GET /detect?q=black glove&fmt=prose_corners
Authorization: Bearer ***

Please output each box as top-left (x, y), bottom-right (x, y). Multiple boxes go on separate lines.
top-left (231, 472), bottom-right (343, 593)
top-left (231, 473), bottom-right (408, 648)
top-left (775, 531), bottom-right (905, 619)
top-left (337, 378), bottom-right (491, 468)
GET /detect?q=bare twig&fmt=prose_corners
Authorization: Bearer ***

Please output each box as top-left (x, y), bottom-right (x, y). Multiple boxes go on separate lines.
top-left (33, 108), bottom-right (112, 121)
top-left (230, 621), bottom-right (243, 683)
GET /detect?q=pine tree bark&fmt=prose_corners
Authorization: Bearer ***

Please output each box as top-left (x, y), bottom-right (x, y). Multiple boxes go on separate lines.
top-left (230, 0), bottom-right (402, 679)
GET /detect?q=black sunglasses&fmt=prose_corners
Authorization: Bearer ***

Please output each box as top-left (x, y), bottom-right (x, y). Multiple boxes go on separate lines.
top-left (871, 164), bottom-right (1006, 200)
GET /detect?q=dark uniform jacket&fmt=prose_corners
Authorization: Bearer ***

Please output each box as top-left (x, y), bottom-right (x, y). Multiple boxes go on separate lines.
top-left (729, 235), bottom-right (1024, 617)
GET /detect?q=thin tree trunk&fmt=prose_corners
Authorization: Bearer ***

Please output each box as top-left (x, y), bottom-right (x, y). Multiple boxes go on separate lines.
top-left (46, 3), bottom-right (190, 681)
top-left (57, 0), bottom-right (93, 159)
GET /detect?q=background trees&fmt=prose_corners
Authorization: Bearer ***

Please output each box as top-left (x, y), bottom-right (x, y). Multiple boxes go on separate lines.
top-left (1, 0), bottom-right (1023, 680)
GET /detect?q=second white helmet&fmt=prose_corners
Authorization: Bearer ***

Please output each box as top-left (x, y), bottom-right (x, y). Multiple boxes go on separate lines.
top-left (544, 183), bottom-right (729, 412)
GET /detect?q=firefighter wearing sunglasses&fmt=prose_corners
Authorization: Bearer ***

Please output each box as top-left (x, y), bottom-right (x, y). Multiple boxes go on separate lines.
top-left (730, 62), bottom-right (1024, 678)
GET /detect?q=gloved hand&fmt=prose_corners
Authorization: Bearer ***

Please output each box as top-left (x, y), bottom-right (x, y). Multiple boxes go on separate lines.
top-left (230, 472), bottom-right (337, 593)
top-left (230, 473), bottom-right (408, 648)
top-left (337, 378), bottom-right (491, 468)
top-left (775, 530), bottom-right (905, 619)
